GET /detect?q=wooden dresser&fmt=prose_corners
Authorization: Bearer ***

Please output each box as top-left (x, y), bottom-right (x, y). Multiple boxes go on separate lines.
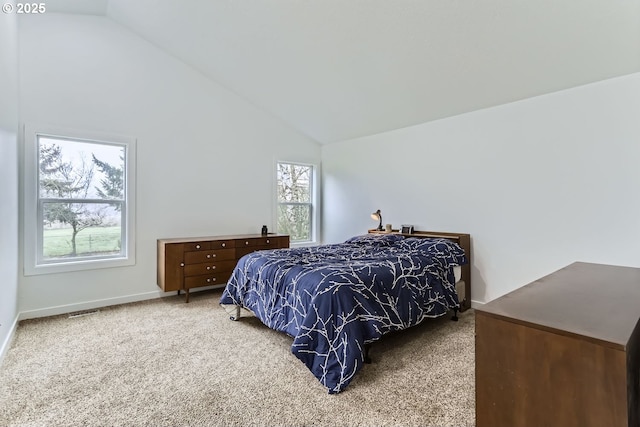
top-left (475, 262), bottom-right (640, 427)
top-left (157, 234), bottom-right (289, 302)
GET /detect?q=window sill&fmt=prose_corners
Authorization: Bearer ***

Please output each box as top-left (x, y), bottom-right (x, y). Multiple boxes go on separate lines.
top-left (24, 256), bottom-right (135, 276)
top-left (290, 240), bottom-right (319, 248)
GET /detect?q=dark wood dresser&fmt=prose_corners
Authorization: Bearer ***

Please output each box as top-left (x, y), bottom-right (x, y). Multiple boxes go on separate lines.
top-left (157, 234), bottom-right (289, 302)
top-left (475, 262), bottom-right (640, 427)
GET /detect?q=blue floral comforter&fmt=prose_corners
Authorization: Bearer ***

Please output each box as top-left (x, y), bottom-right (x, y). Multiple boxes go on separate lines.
top-left (219, 233), bottom-right (467, 393)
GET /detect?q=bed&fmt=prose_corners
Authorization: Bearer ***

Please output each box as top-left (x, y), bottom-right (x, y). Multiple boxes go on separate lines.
top-left (219, 230), bottom-right (471, 393)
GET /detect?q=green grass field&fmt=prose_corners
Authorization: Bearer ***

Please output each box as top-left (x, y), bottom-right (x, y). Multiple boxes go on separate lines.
top-left (43, 226), bottom-right (121, 258)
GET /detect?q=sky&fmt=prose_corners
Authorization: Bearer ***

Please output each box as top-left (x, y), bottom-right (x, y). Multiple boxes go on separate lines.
top-left (39, 136), bottom-right (124, 199)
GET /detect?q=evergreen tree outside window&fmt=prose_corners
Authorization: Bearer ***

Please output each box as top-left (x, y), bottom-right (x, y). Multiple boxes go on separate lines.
top-left (276, 162), bottom-right (315, 243)
top-left (24, 125), bottom-right (136, 275)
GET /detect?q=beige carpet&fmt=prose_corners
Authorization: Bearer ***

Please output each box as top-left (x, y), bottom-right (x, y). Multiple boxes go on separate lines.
top-left (0, 289), bottom-right (475, 427)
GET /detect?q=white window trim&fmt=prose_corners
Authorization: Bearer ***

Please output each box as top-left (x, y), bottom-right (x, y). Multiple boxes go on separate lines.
top-left (274, 160), bottom-right (320, 247)
top-left (22, 124), bottom-right (136, 275)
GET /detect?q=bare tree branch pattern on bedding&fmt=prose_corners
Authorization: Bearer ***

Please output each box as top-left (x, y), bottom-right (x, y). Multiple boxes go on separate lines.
top-left (220, 234), bottom-right (467, 393)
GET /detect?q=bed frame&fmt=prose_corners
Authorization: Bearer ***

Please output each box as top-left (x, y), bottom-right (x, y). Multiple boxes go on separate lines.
top-left (368, 229), bottom-right (471, 312)
top-left (222, 229), bottom-right (473, 386)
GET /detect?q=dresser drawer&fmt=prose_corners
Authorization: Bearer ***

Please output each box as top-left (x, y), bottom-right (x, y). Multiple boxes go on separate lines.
top-left (236, 236), bottom-right (289, 258)
top-left (236, 238), bottom-right (258, 248)
top-left (236, 247), bottom-right (254, 258)
top-left (235, 236), bottom-right (287, 248)
top-left (211, 239), bottom-right (235, 249)
top-left (184, 248), bottom-right (235, 264)
top-left (158, 234), bottom-right (289, 302)
top-left (184, 272), bottom-right (232, 289)
top-left (254, 236), bottom-right (287, 247)
top-left (183, 260), bottom-right (236, 277)
top-left (183, 241), bottom-right (211, 252)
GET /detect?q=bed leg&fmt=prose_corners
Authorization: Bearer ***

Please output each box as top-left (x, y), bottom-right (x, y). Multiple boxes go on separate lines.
top-left (451, 308), bottom-right (458, 322)
top-left (364, 344), bottom-right (372, 364)
top-left (230, 306), bottom-right (241, 321)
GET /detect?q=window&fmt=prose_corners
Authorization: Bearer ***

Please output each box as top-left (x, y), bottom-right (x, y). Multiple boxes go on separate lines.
top-left (276, 162), bottom-right (317, 244)
top-left (24, 125), bottom-right (136, 275)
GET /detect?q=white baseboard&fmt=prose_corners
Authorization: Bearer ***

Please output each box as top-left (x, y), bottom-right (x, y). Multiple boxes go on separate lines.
top-left (18, 290), bottom-right (166, 321)
top-left (470, 299), bottom-right (485, 309)
top-left (0, 315), bottom-right (19, 367)
top-left (17, 285), bottom-right (225, 321)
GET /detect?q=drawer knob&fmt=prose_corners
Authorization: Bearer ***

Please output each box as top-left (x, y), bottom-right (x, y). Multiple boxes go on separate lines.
top-left (196, 244), bottom-right (201, 249)
top-left (207, 254), bottom-right (211, 258)
top-left (206, 278), bottom-right (211, 283)
top-left (245, 241), bottom-right (249, 245)
top-left (222, 243), bottom-right (226, 247)
top-left (207, 266), bottom-right (210, 270)
top-left (206, 266), bottom-right (217, 270)
top-left (266, 239), bottom-right (270, 244)
top-left (180, 262), bottom-right (185, 267)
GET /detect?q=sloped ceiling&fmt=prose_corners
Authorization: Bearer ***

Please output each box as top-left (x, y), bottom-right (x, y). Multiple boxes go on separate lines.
top-left (46, 0), bottom-right (640, 144)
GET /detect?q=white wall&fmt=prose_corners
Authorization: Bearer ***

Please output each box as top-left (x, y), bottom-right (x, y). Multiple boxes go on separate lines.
top-left (0, 2), bottom-right (19, 359)
top-left (322, 73), bottom-right (640, 304)
top-left (14, 12), bottom-right (640, 316)
top-left (18, 14), bottom-right (320, 316)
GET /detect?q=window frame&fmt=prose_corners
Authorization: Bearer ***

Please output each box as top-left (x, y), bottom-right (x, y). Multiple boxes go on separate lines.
top-left (23, 124), bottom-right (136, 275)
top-left (275, 160), bottom-right (320, 246)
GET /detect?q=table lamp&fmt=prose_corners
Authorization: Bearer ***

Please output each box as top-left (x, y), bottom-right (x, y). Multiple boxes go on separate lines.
top-left (371, 209), bottom-right (383, 231)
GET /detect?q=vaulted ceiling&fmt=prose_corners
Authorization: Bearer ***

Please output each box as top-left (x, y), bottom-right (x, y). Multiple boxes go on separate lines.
top-left (45, 0), bottom-right (640, 144)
